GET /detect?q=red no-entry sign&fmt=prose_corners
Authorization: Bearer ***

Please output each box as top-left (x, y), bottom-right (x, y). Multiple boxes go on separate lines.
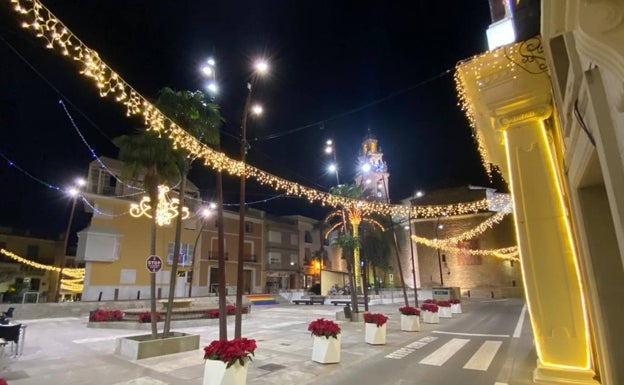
top-left (146, 255), bottom-right (163, 273)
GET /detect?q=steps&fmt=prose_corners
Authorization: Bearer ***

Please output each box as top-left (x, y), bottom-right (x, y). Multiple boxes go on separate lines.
top-left (247, 294), bottom-right (279, 305)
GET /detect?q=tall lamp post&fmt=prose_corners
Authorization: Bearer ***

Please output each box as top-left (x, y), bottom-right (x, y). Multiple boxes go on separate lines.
top-left (56, 177), bottom-right (85, 302)
top-left (187, 203), bottom-right (215, 297)
top-left (235, 59), bottom-right (268, 339)
top-left (435, 217), bottom-right (445, 286)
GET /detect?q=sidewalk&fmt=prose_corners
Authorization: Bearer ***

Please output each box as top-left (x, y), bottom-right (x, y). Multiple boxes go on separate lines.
top-left (0, 300), bottom-right (534, 385)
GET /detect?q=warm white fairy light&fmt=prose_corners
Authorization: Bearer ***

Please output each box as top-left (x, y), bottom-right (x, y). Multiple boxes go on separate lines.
top-left (129, 185), bottom-right (190, 226)
top-left (10, 0), bottom-right (513, 219)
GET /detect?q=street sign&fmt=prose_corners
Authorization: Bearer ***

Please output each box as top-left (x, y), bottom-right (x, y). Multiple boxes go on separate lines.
top-left (146, 255), bottom-right (163, 273)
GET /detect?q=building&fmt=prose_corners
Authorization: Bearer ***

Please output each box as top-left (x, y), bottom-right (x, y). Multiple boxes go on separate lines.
top-left (0, 227), bottom-right (66, 302)
top-left (77, 157), bottom-right (265, 301)
top-left (407, 186), bottom-right (522, 298)
top-left (453, 0), bottom-right (624, 383)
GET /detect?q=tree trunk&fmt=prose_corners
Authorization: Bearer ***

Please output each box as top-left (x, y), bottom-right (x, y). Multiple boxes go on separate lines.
top-left (216, 170), bottom-right (227, 340)
top-left (163, 172), bottom-right (188, 338)
top-left (388, 223), bottom-right (409, 307)
top-left (372, 265), bottom-right (379, 295)
top-left (149, 221), bottom-right (158, 339)
top-left (362, 261), bottom-right (369, 312)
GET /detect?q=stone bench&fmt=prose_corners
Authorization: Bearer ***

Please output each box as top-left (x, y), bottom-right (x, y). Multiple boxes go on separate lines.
top-left (158, 299), bottom-right (193, 309)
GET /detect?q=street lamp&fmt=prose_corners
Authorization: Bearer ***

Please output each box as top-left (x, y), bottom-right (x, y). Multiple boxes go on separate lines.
top-left (435, 217), bottom-right (446, 286)
top-left (324, 139), bottom-right (340, 184)
top-left (56, 177), bottom-right (85, 302)
top-left (187, 203), bottom-right (215, 297)
top-left (236, 58), bottom-right (269, 338)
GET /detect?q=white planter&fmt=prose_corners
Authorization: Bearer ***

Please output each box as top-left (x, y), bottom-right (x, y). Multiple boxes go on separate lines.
top-left (203, 359), bottom-right (248, 385)
top-left (439, 306), bottom-right (452, 318)
top-left (365, 323), bottom-right (387, 345)
top-left (400, 314), bottom-right (420, 332)
top-left (451, 303), bottom-right (462, 314)
top-left (422, 310), bottom-right (439, 324)
top-left (312, 334), bottom-right (341, 363)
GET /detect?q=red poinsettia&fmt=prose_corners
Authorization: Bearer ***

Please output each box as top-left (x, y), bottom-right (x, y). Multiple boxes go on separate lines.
top-left (450, 298), bottom-right (461, 304)
top-left (364, 313), bottom-right (388, 327)
top-left (0, 378), bottom-right (8, 385)
top-left (308, 318), bottom-right (341, 339)
top-left (138, 311), bottom-right (161, 323)
top-left (398, 306), bottom-right (420, 316)
top-left (89, 309), bottom-right (123, 322)
top-left (437, 300), bottom-right (451, 307)
top-left (203, 338), bottom-right (257, 368)
top-left (423, 299), bottom-right (437, 304)
top-left (421, 303), bottom-right (439, 313)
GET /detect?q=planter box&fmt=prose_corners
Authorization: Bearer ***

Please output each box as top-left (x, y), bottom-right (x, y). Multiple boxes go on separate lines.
top-left (203, 359), bottom-right (248, 385)
top-left (451, 303), bottom-right (462, 314)
top-left (422, 310), bottom-right (439, 324)
top-left (365, 323), bottom-right (386, 345)
top-left (400, 314), bottom-right (420, 332)
top-left (312, 335), bottom-right (341, 363)
top-left (438, 306), bottom-right (452, 318)
top-left (115, 332), bottom-right (199, 360)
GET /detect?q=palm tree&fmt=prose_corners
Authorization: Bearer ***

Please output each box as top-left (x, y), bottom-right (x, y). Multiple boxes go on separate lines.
top-left (360, 223), bottom-right (392, 295)
top-left (113, 131), bottom-right (181, 339)
top-left (154, 88), bottom-right (223, 338)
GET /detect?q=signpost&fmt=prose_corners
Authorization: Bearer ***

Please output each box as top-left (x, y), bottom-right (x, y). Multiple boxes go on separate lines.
top-left (146, 255), bottom-right (163, 273)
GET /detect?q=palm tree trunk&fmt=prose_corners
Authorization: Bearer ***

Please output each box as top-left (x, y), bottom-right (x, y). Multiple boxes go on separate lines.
top-left (216, 171), bottom-right (227, 340)
top-left (149, 221), bottom-right (158, 339)
top-left (163, 172), bottom-right (188, 338)
top-left (352, 225), bottom-right (362, 295)
top-left (372, 265), bottom-right (379, 295)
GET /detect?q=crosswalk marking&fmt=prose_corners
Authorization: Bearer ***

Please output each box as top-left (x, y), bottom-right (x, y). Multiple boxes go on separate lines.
top-left (463, 340), bottom-right (503, 371)
top-left (419, 338), bottom-right (470, 366)
top-left (385, 336), bottom-right (437, 359)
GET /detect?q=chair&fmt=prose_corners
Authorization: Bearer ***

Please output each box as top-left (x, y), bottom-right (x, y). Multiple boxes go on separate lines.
top-left (0, 324), bottom-right (21, 356)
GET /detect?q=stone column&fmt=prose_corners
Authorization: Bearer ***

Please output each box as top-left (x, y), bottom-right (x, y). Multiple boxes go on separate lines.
top-left (499, 105), bottom-right (596, 384)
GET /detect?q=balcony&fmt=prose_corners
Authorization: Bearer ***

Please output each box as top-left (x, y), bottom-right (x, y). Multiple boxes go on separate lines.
top-left (243, 254), bottom-right (258, 263)
top-left (208, 252), bottom-right (229, 261)
top-left (266, 261), bottom-right (300, 271)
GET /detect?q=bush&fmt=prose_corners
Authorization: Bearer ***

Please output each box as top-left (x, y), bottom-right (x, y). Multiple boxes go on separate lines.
top-left (138, 311), bottom-right (161, 323)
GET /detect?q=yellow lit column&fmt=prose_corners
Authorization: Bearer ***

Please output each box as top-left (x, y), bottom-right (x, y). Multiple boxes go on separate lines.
top-left (455, 38), bottom-right (597, 384)
top-left (501, 107), bottom-right (596, 384)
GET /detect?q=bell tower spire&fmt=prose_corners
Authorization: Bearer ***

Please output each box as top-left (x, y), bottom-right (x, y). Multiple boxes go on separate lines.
top-left (355, 129), bottom-right (389, 202)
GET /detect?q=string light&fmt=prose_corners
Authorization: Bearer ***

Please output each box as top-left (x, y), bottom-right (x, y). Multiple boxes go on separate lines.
top-left (130, 185), bottom-right (190, 226)
top-left (1, 248), bottom-right (85, 277)
top-left (10, 0), bottom-right (512, 218)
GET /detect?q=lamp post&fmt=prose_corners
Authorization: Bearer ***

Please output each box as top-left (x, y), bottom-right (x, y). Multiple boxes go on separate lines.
top-left (405, 210), bottom-right (419, 307)
top-left (187, 203), bottom-right (215, 297)
top-left (235, 59), bottom-right (268, 339)
top-left (200, 57), bottom-right (228, 340)
top-left (435, 217), bottom-right (445, 286)
top-left (55, 177), bottom-right (85, 302)
top-left (325, 139), bottom-right (340, 185)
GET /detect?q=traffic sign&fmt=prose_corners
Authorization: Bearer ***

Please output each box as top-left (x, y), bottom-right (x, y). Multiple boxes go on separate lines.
top-left (146, 255), bottom-right (163, 273)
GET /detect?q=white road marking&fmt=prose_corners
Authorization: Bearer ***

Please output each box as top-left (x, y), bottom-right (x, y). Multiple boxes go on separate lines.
top-left (513, 304), bottom-right (527, 338)
top-left (463, 340), bottom-right (503, 371)
top-left (419, 338), bottom-right (470, 366)
top-left (385, 336), bottom-right (437, 360)
top-left (433, 331), bottom-right (509, 338)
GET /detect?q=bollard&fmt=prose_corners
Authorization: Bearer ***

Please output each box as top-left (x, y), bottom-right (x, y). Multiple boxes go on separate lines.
top-left (114, 288), bottom-right (119, 301)
top-left (343, 305), bottom-right (352, 320)
top-left (491, 291), bottom-right (494, 298)
top-left (157, 288), bottom-right (162, 299)
top-left (98, 291), bottom-right (103, 301)
top-left (137, 290), bottom-right (141, 300)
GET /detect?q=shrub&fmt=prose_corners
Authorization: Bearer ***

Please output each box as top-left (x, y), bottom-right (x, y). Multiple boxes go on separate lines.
top-left (203, 338), bottom-right (257, 367)
top-left (90, 308), bottom-right (123, 322)
top-left (364, 312), bottom-right (388, 327)
top-left (138, 311), bottom-right (161, 323)
top-left (398, 306), bottom-right (420, 316)
top-left (308, 318), bottom-right (341, 339)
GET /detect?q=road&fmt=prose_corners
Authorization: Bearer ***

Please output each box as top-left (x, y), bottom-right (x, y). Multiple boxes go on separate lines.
top-left (1, 298), bottom-right (536, 385)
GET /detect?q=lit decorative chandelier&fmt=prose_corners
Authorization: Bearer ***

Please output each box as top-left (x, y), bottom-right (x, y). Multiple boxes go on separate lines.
top-left (130, 185), bottom-right (190, 226)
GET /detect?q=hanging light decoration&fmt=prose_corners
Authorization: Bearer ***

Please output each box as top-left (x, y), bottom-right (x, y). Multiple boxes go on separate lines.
top-left (129, 185), bottom-right (190, 226)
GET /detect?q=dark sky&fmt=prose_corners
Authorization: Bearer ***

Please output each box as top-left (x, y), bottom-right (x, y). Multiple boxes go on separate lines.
top-left (0, 1), bottom-right (500, 238)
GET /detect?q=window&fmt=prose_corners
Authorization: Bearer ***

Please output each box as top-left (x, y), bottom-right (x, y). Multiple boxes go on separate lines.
top-left (290, 234), bottom-right (298, 245)
top-left (304, 231), bottom-right (312, 243)
top-left (268, 231), bottom-right (281, 243)
top-left (245, 221), bottom-right (254, 233)
top-left (167, 243), bottom-right (194, 266)
top-left (268, 252), bottom-right (281, 265)
top-left (26, 244), bottom-right (39, 259)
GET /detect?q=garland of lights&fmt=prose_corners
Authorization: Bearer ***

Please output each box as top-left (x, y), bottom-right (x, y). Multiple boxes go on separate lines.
top-left (409, 236), bottom-right (519, 261)
top-left (9, 0), bottom-right (512, 219)
top-left (1, 248), bottom-right (85, 291)
top-left (130, 185), bottom-right (190, 226)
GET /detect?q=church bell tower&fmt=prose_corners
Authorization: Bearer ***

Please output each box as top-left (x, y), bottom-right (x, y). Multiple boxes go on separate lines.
top-left (355, 130), bottom-right (389, 202)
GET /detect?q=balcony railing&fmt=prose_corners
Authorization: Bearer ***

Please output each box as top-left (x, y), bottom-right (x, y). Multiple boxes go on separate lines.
top-left (243, 254), bottom-right (258, 262)
top-left (208, 252), bottom-right (229, 260)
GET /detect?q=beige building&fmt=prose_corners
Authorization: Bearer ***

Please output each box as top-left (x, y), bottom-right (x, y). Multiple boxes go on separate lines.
top-left (453, 0), bottom-right (624, 383)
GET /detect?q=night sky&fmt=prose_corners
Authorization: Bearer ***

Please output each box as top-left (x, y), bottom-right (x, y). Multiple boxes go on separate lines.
top-left (0, 1), bottom-right (501, 239)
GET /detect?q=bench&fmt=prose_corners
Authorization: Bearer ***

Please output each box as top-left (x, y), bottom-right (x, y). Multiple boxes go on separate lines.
top-left (158, 299), bottom-right (193, 309)
top-left (330, 298), bottom-right (368, 306)
top-left (293, 296), bottom-right (326, 305)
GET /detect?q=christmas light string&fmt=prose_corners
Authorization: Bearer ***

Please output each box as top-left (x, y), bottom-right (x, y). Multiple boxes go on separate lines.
top-left (9, 0), bottom-right (512, 220)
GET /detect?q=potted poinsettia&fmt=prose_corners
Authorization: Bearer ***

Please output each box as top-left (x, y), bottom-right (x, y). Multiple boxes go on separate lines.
top-left (308, 318), bottom-right (341, 363)
top-left (437, 300), bottom-right (453, 318)
top-left (450, 298), bottom-right (462, 314)
top-left (363, 313), bottom-right (388, 345)
top-left (398, 306), bottom-right (420, 332)
top-left (421, 302), bottom-right (440, 324)
top-left (202, 338), bottom-right (257, 385)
